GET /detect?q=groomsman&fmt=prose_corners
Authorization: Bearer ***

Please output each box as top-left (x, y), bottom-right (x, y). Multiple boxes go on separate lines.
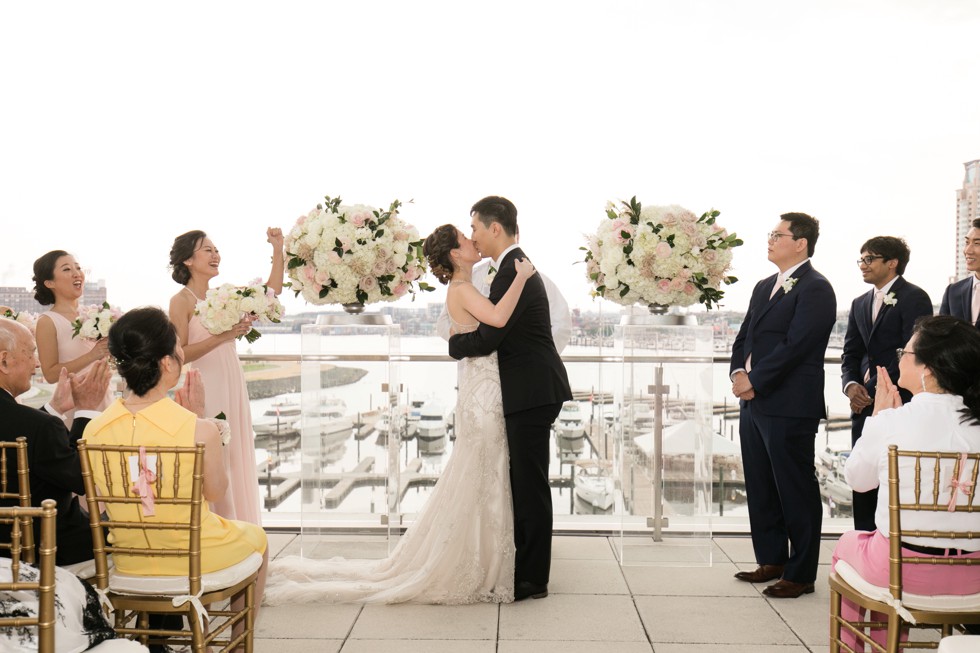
top-left (940, 218), bottom-right (980, 328)
top-left (730, 213), bottom-right (836, 599)
top-left (841, 237), bottom-right (932, 531)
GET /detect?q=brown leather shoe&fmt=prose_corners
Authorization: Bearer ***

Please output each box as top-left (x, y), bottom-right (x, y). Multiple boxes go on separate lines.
top-left (762, 579), bottom-right (815, 599)
top-left (734, 564), bottom-right (784, 583)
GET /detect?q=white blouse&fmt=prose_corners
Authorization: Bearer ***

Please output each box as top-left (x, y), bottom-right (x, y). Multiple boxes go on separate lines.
top-left (845, 392), bottom-right (980, 550)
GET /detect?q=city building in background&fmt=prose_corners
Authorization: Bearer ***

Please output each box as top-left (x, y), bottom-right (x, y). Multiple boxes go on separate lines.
top-left (0, 277), bottom-right (108, 313)
top-left (955, 159), bottom-right (980, 279)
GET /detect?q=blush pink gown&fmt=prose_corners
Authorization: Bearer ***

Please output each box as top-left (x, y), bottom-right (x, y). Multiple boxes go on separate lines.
top-left (40, 311), bottom-right (114, 422)
top-left (186, 307), bottom-right (261, 526)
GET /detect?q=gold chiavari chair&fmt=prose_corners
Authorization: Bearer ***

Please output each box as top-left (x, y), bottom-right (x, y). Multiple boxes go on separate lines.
top-left (78, 440), bottom-right (261, 653)
top-left (0, 437), bottom-right (35, 564)
top-left (830, 446), bottom-right (980, 652)
top-left (0, 499), bottom-right (58, 653)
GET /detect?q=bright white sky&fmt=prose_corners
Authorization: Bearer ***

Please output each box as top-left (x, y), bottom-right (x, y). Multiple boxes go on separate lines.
top-left (2, 1), bottom-right (978, 316)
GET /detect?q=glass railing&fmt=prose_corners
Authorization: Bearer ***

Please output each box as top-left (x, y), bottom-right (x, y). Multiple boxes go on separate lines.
top-left (236, 350), bottom-right (855, 536)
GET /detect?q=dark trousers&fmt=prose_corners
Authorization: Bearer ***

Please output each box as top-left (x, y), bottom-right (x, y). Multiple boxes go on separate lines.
top-left (850, 407), bottom-right (878, 532)
top-left (505, 402), bottom-right (563, 586)
top-left (739, 402), bottom-right (822, 584)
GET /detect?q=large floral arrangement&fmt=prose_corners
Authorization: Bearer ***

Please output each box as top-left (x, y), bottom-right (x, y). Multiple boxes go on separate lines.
top-left (2, 309), bottom-right (38, 334)
top-left (285, 195), bottom-right (434, 306)
top-left (583, 197), bottom-right (743, 309)
top-left (195, 280), bottom-right (284, 344)
top-left (72, 302), bottom-right (123, 340)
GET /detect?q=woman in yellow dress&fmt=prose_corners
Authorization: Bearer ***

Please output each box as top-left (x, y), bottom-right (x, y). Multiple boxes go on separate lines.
top-left (82, 307), bottom-right (267, 598)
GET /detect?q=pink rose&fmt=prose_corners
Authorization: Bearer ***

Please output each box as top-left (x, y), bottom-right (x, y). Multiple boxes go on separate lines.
top-left (670, 277), bottom-right (686, 291)
top-left (394, 230), bottom-right (410, 241)
top-left (359, 276), bottom-right (377, 291)
top-left (702, 249), bottom-right (718, 263)
top-left (405, 267), bottom-right (419, 281)
top-left (684, 282), bottom-right (696, 295)
top-left (350, 211), bottom-right (371, 227)
top-left (393, 283), bottom-right (408, 297)
top-left (314, 270), bottom-right (329, 285)
top-left (655, 242), bottom-right (672, 258)
top-left (304, 267), bottom-right (316, 283)
top-left (657, 279), bottom-right (671, 293)
top-left (328, 251), bottom-right (342, 264)
top-left (372, 260), bottom-right (388, 276)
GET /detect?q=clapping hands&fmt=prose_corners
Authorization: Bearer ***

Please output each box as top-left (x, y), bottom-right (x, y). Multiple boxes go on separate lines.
top-left (174, 368), bottom-right (206, 417)
top-left (872, 366), bottom-right (902, 415)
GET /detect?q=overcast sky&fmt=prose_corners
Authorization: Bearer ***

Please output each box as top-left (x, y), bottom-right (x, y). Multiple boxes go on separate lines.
top-left (3, 1), bottom-right (978, 317)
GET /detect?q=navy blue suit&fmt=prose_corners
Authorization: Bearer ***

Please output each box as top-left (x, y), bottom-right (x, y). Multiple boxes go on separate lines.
top-left (939, 276), bottom-right (979, 328)
top-left (840, 276), bottom-right (932, 530)
top-left (730, 260), bottom-right (836, 584)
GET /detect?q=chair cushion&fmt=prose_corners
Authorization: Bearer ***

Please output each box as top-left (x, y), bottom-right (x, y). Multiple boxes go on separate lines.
top-left (938, 635), bottom-right (980, 653)
top-left (836, 560), bottom-right (980, 611)
top-left (61, 555), bottom-right (113, 580)
top-left (107, 553), bottom-right (263, 596)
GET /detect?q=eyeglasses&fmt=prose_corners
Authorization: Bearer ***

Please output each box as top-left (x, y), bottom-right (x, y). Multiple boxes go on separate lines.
top-left (896, 348), bottom-right (915, 362)
top-left (767, 231), bottom-right (795, 242)
top-left (856, 255), bottom-right (884, 266)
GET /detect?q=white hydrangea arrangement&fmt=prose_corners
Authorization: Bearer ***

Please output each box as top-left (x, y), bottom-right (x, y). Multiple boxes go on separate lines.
top-left (195, 279), bottom-right (284, 344)
top-left (284, 195), bottom-right (434, 306)
top-left (582, 197), bottom-right (742, 309)
top-left (71, 302), bottom-right (123, 340)
top-left (2, 309), bottom-right (38, 334)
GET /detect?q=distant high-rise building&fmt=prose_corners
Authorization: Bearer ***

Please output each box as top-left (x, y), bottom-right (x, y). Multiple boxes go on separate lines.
top-left (82, 279), bottom-right (107, 306)
top-left (0, 287), bottom-right (43, 313)
top-left (955, 159), bottom-right (980, 279)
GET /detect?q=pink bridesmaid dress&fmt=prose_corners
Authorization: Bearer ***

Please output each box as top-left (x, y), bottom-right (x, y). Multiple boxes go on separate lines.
top-left (39, 311), bottom-right (114, 419)
top-left (185, 306), bottom-right (261, 526)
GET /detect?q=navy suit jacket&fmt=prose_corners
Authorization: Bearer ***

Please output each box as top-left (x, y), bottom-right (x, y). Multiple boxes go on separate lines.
top-left (841, 276), bottom-right (933, 405)
top-left (730, 261), bottom-right (837, 419)
top-left (0, 390), bottom-right (93, 564)
top-left (939, 276), bottom-right (979, 328)
top-left (448, 247), bottom-right (571, 416)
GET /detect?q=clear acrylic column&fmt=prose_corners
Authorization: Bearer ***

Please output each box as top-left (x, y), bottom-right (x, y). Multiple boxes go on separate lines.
top-left (299, 313), bottom-right (401, 557)
top-left (615, 311), bottom-right (714, 566)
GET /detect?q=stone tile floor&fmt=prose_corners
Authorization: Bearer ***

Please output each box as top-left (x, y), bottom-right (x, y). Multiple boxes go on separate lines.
top-left (253, 533), bottom-right (851, 652)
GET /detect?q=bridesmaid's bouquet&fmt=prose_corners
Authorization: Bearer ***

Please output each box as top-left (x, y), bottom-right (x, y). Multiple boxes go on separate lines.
top-left (195, 280), bottom-right (284, 344)
top-left (72, 302), bottom-right (123, 340)
top-left (2, 308), bottom-right (38, 334)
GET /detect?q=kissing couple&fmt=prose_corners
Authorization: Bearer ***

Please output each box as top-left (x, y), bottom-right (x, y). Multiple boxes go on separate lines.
top-left (264, 195), bottom-right (572, 604)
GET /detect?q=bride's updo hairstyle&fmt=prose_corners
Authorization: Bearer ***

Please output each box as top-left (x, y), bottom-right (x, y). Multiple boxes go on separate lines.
top-left (169, 230), bottom-right (208, 285)
top-left (32, 250), bottom-right (70, 305)
top-left (423, 224), bottom-right (460, 285)
top-left (108, 307), bottom-right (180, 397)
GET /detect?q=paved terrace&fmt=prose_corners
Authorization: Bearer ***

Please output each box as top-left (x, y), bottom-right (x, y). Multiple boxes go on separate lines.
top-left (255, 533), bottom-right (863, 653)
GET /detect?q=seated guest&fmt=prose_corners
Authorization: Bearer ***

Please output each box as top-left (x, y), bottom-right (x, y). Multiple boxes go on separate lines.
top-left (0, 319), bottom-right (110, 565)
top-left (833, 315), bottom-right (980, 651)
top-left (82, 307), bottom-right (267, 601)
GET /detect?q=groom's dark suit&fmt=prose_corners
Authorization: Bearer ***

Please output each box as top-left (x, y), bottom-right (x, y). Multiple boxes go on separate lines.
top-left (841, 276), bottom-right (932, 530)
top-left (730, 260), bottom-right (836, 584)
top-left (939, 276), bottom-right (980, 328)
top-left (449, 246), bottom-right (572, 586)
top-left (0, 390), bottom-right (95, 565)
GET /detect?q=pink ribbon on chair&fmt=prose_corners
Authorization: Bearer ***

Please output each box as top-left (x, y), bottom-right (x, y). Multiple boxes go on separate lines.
top-left (947, 452), bottom-right (974, 512)
top-left (131, 446), bottom-right (157, 517)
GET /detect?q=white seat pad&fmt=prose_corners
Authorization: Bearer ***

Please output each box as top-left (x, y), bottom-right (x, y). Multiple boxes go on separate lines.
top-left (107, 553), bottom-right (262, 596)
top-left (836, 560), bottom-right (980, 612)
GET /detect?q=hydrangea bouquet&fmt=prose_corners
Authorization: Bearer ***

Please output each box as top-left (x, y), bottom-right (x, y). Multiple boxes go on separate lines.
top-left (285, 195), bottom-right (434, 306)
top-left (582, 197), bottom-right (743, 310)
top-left (195, 280), bottom-right (284, 344)
top-left (72, 302), bottom-right (123, 340)
top-left (2, 309), bottom-right (38, 334)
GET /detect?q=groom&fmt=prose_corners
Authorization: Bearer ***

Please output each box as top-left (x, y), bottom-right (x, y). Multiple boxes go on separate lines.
top-left (449, 196), bottom-right (572, 601)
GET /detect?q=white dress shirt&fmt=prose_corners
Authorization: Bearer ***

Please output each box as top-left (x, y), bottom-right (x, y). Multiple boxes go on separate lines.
top-left (845, 392), bottom-right (980, 550)
top-left (436, 258), bottom-right (571, 352)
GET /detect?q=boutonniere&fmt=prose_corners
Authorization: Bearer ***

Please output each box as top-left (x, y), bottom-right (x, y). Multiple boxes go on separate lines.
top-left (882, 292), bottom-right (897, 307)
top-left (781, 277), bottom-right (798, 294)
top-left (485, 265), bottom-right (498, 286)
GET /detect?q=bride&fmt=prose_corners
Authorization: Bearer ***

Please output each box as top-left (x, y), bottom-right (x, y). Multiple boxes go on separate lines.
top-left (264, 224), bottom-right (536, 605)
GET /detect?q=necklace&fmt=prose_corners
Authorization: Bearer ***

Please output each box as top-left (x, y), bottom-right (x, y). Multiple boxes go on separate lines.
top-left (449, 279), bottom-right (470, 285)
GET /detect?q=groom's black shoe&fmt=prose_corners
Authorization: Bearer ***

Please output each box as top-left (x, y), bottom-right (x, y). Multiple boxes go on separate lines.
top-left (514, 581), bottom-right (548, 601)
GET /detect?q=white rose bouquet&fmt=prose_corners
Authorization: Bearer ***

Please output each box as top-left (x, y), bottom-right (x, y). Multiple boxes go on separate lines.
top-left (72, 301), bottom-right (124, 340)
top-left (195, 280), bottom-right (284, 344)
top-left (582, 197), bottom-right (743, 309)
top-left (285, 195), bottom-right (434, 306)
top-left (2, 309), bottom-right (38, 334)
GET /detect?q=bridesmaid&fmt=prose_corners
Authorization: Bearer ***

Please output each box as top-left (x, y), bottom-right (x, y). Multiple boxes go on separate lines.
top-left (167, 228), bottom-right (284, 526)
top-left (33, 250), bottom-right (113, 416)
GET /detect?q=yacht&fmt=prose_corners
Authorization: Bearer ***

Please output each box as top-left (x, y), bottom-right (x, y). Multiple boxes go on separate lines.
top-left (417, 403), bottom-right (448, 454)
top-left (253, 395), bottom-right (302, 437)
top-left (573, 460), bottom-right (615, 511)
top-left (554, 401), bottom-right (586, 439)
top-left (291, 397), bottom-right (353, 440)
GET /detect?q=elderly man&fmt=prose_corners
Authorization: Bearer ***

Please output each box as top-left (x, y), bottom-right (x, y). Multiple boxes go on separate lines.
top-left (0, 318), bottom-right (110, 565)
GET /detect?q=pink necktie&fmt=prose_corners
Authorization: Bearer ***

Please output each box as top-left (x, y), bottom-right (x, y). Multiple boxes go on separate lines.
top-left (769, 274), bottom-right (783, 300)
top-left (872, 290), bottom-right (884, 322)
top-left (972, 284), bottom-right (979, 324)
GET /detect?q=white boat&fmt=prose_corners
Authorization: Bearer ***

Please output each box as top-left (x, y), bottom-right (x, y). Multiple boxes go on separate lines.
top-left (291, 397), bottom-right (352, 438)
top-left (253, 396), bottom-right (302, 436)
top-left (417, 403), bottom-right (448, 440)
top-left (574, 460), bottom-right (615, 510)
top-left (554, 401), bottom-right (586, 439)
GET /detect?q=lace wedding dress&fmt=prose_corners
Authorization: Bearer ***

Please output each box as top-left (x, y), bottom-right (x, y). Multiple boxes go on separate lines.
top-left (264, 318), bottom-right (515, 605)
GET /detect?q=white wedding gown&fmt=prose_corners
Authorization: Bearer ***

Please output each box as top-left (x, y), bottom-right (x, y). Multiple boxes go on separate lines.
top-left (264, 319), bottom-right (515, 605)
